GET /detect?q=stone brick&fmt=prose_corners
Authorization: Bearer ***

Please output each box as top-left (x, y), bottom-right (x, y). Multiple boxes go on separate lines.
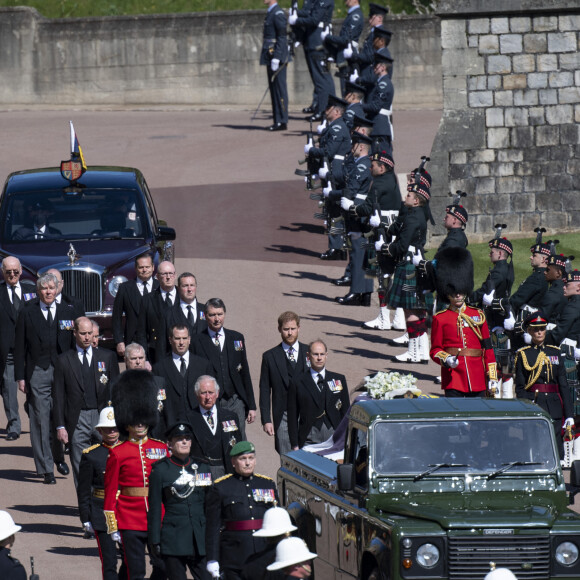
top-left (487, 128), bottom-right (510, 148)
top-left (503, 74), bottom-right (527, 90)
top-left (505, 107), bottom-right (529, 127)
top-left (536, 192), bottom-right (560, 211)
top-left (548, 32), bottom-right (577, 53)
top-left (511, 127), bottom-right (534, 148)
top-left (449, 164), bottom-right (470, 179)
top-left (475, 177), bottom-right (496, 194)
top-left (498, 150), bottom-right (523, 162)
top-left (500, 34), bottom-right (523, 54)
top-left (524, 34), bottom-right (547, 53)
top-left (479, 35), bottom-right (499, 54)
top-left (442, 48), bottom-right (485, 76)
top-left (450, 151), bottom-right (467, 164)
top-left (560, 53), bottom-right (580, 71)
top-left (523, 147), bottom-right (547, 162)
top-left (471, 163), bottom-right (490, 177)
top-left (449, 179), bottom-right (472, 194)
top-left (536, 125), bottom-right (559, 146)
top-left (566, 158), bottom-right (580, 176)
top-left (533, 16), bottom-right (558, 32)
top-left (514, 90), bottom-right (538, 107)
top-left (576, 105), bottom-right (580, 123)
top-left (486, 108), bottom-right (504, 127)
top-left (468, 76), bottom-right (487, 91)
top-left (546, 173), bottom-right (574, 192)
top-left (539, 211), bottom-right (568, 230)
top-left (521, 212), bottom-right (541, 232)
top-left (469, 18), bottom-right (490, 35)
top-left (496, 176), bottom-right (522, 194)
top-left (549, 146), bottom-right (573, 161)
top-left (529, 107), bottom-right (545, 126)
top-left (495, 91), bottom-right (514, 106)
top-left (559, 87), bottom-right (580, 105)
top-left (568, 211), bottom-right (580, 229)
top-left (487, 75), bottom-right (502, 90)
top-left (490, 162), bottom-right (515, 177)
top-left (562, 191), bottom-right (580, 210)
top-left (493, 212), bottom-right (516, 228)
top-left (549, 71), bottom-right (574, 88)
top-left (537, 54), bottom-right (558, 72)
top-left (469, 91), bottom-right (493, 107)
top-left (468, 36), bottom-right (479, 48)
top-left (511, 17), bottom-right (531, 33)
top-left (545, 105), bottom-right (573, 125)
top-left (491, 18), bottom-right (509, 34)
top-left (441, 19), bottom-right (468, 49)
top-left (512, 193), bottom-right (535, 212)
top-left (443, 76), bottom-right (468, 110)
top-left (515, 162), bottom-right (534, 176)
top-left (475, 214), bottom-right (493, 234)
top-left (487, 55), bottom-right (511, 74)
top-left (512, 54), bottom-right (536, 73)
top-left (489, 194), bottom-right (511, 214)
top-left (522, 176), bottom-right (546, 193)
top-left (467, 193), bottom-right (486, 214)
top-left (559, 15), bottom-right (580, 32)
top-left (528, 73), bottom-right (548, 89)
top-left (470, 149), bottom-right (496, 163)
top-left (539, 89), bottom-right (558, 105)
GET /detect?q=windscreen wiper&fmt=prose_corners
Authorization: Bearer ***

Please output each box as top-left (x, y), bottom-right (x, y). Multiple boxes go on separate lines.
top-left (413, 463), bottom-right (468, 482)
top-left (487, 461), bottom-right (542, 480)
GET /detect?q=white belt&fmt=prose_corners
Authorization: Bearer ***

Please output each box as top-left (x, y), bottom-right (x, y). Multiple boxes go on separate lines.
top-left (379, 108), bottom-right (392, 117)
top-left (355, 194), bottom-right (367, 200)
top-left (334, 155), bottom-right (344, 160)
top-left (381, 210), bottom-right (398, 217)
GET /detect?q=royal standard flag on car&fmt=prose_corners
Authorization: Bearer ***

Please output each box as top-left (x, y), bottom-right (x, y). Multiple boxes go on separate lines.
top-left (69, 120), bottom-right (86, 171)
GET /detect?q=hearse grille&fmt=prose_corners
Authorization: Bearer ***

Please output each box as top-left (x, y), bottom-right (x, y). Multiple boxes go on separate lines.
top-left (62, 269), bottom-right (102, 313)
top-left (448, 535), bottom-right (550, 579)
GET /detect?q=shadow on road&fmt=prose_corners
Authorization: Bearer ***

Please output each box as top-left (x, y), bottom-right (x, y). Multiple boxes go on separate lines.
top-left (282, 290), bottom-right (331, 301)
top-left (0, 468), bottom-right (39, 482)
top-left (11, 504), bottom-right (78, 518)
top-left (0, 444), bottom-right (34, 458)
top-left (278, 222), bottom-right (324, 235)
top-left (302, 313), bottom-right (365, 328)
top-left (266, 245), bottom-right (320, 258)
top-left (279, 271), bottom-right (331, 283)
top-left (48, 546), bottom-right (99, 557)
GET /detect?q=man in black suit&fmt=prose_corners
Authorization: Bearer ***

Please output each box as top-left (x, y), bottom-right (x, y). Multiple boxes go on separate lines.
top-left (259, 311), bottom-right (309, 455)
top-left (52, 316), bottom-right (120, 484)
top-left (0, 257), bottom-right (37, 441)
top-left (157, 271), bottom-right (207, 358)
top-left (136, 260), bottom-right (177, 364)
top-left (190, 298), bottom-right (256, 439)
top-left (46, 268), bottom-right (86, 319)
top-left (12, 200), bottom-right (62, 240)
top-left (186, 375), bottom-right (243, 479)
top-left (287, 340), bottom-right (350, 450)
top-left (15, 272), bottom-right (77, 484)
top-left (153, 325), bottom-right (212, 429)
top-left (112, 252), bottom-right (158, 358)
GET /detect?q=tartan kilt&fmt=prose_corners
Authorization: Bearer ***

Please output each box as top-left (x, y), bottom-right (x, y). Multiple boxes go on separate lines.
top-left (386, 261), bottom-right (434, 311)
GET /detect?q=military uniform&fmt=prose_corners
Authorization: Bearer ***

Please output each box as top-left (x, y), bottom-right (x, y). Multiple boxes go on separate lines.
top-left (546, 295), bottom-right (580, 346)
top-left (78, 439), bottom-right (127, 580)
top-left (148, 454), bottom-right (212, 580)
top-left (205, 472), bottom-right (278, 580)
top-left (0, 546), bottom-right (26, 580)
top-left (541, 278), bottom-right (567, 322)
top-left (437, 227), bottom-right (468, 252)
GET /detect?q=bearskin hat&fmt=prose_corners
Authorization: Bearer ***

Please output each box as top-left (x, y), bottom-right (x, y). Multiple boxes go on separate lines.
top-left (112, 369), bottom-right (159, 438)
top-left (434, 246), bottom-right (474, 298)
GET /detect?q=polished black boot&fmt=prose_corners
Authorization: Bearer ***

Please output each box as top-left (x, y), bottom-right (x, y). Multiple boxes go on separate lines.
top-left (332, 276), bottom-right (352, 286)
top-left (336, 293), bottom-right (362, 305)
top-left (320, 249), bottom-right (346, 261)
top-left (302, 106), bottom-right (315, 114)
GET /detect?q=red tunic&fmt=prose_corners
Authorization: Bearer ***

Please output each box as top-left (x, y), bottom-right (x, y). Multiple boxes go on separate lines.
top-left (430, 304), bottom-right (497, 393)
top-left (103, 437), bottom-right (168, 533)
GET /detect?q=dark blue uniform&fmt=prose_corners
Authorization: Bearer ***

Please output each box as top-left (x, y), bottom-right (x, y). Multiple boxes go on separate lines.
top-left (0, 547), bottom-right (26, 580)
top-left (362, 72), bottom-right (394, 152)
top-left (540, 278), bottom-right (567, 322)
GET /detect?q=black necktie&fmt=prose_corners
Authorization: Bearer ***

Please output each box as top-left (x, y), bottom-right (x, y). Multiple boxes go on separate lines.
top-left (317, 373), bottom-right (324, 391)
top-left (206, 410), bottom-right (215, 429)
top-left (187, 305), bottom-right (194, 326)
top-left (180, 356), bottom-right (187, 377)
top-left (47, 305), bottom-right (53, 325)
top-left (142, 282), bottom-right (149, 296)
top-left (165, 292), bottom-right (173, 307)
top-left (11, 286), bottom-right (21, 313)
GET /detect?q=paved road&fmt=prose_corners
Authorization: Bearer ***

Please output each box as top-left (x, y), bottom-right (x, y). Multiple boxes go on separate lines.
top-left (0, 106), bottom-right (454, 579)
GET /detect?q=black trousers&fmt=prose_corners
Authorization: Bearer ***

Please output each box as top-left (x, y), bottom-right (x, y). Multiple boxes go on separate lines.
top-left (444, 389), bottom-right (486, 398)
top-left (120, 530), bottom-right (166, 580)
top-left (96, 530), bottom-right (127, 580)
top-left (164, 554), bottom-right (209, 580)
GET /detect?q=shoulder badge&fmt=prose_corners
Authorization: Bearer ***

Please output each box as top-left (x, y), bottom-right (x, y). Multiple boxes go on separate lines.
top-left (83, 443), bottom-right (101, 454)
top-left (214, 473), bottom-right (233, 484)
top-left (255, 473), bottom-right (274, 481)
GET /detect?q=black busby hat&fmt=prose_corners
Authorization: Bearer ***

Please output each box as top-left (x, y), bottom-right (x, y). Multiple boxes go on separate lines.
top-left (372, 149), bottom-right (394, 168)
top-left (446, 204), bottom-right (468, 225)
top-left (565, 269), bottom-right (580, 283)
top-left (326, 94), bottom-right (348, 110)
top-left (351, 131), bottom-right (373, 146)
top-left (488, 237), bottom-right (513, 256)
top-left (369, 3), bottom-right (389, 16)
top-left (434, 247), bottom-right (474, 298)
top-left (112, 369), bottom-right (159, 438)
top-left (530, 242), bottom-right (551, 256)
top-left (548, 254), bottom-right (567, 271)
top-left (374, 47), bottom-right (393, 64)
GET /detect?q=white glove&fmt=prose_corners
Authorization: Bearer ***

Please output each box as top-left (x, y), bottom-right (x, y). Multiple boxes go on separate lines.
top-left (83, 522), bottom-right (94, 534)
top-left (321, 26), bottom-right (329, 40)
top-left (319, 163), bottom-right (329, 178)
top-left (111, 531), bottom-right (121, 542)
top-left (288, 10), bottom-right (298, 25)
top-left (375, 235), bottom-right (385, 252)
top-left (482, 289), bottom-right (495, 306)
top-left (317, 120), bottom-right (327, 134)
top-left (207, 561), bottom-right (220, 578)
top-left (271, 58), bottom-right (280, 72)
top-left (412, 254), bottom-right (422, 267)
top-left (488, 380), bottom-right (500, 395)
top-left (445, 355), bottom-right (459, 369)
top-left (349, 70), bottom-right (359, 83)
top-left (341, 197), bottom-right (354, 211)
top-left (322, 185), bottom-right (332, 197)
top-left (547, 322), bottom-right (556, 331)
top-left (503, 312), bottom-right (515, 331)
top-left (369, 211), bottom-right (381, 228)
top-left (304, 142), bottom-right (313, 155)
top-left (343, 43), bottom-right (353, 59)
top-left (523, 332), bottom-right (532, 344)
top-left (565, 418), bottom-right (575, 429)
top-left (575, 348), bottom-right (580, 361)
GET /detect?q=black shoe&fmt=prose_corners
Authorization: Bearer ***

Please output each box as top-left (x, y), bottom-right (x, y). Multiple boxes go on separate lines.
top-left (56, 462), bottom-right (70, 476)
top-left (302, 106), bottom-right (315, 114)
top-left (6, 433), bottom-right (19, 441)
top-left (43, 473), bottom-right (57, 485)
top-left (332, 276), bottom-right (352, 286)
top-left (336, 292), bottom-right (362, 305)
top-left (83, 531), bottom-right (95, 540)
top-left (308, 113), bottom-right (323, 122)
top-left (268, 123), bottom-right (287, 132)
top-left (361, 292), bottom-right (372, 306)
top-left (320, 249), bottom-right (346, 261)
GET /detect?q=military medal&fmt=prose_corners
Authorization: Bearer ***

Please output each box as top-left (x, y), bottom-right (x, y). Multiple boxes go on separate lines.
top-left (222, 420), bottom-right (238, 432)
top-left (234, 340), bottom-right (244, 351)
top-left (100, 374), bottom-right (109, 384)
top-left (229, 436), bottom-right (237, 447)
top-left (336, 399), bottom-right (342, 410)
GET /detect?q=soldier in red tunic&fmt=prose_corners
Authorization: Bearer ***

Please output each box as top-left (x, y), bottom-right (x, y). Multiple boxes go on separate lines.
top-left (103, 370), bottom-right (168, 580)
top-left (430, 247), bottom-right (498, 397)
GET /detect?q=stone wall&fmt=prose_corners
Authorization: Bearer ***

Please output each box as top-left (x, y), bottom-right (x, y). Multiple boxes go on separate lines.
top-left (430, 0), bottom-right (580, 246)
top-left (0, 6), bottom-right (441, 110)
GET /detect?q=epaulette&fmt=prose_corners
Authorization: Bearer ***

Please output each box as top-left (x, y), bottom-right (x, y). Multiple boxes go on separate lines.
top-left (434, 307), bottom-right (449, 316)
top-left (255, 473), bottom-right (274, 481)
top-left (83, 443), bottom-right (101, 454)
top-left (517, 345), bottom-right (532, 352)
top-left (215, 473), bottom-right (233, 484)
top-left (149, 437), bottom-right (166, 444)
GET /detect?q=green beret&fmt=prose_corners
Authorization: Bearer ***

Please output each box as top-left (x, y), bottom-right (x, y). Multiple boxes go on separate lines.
top-left (230, 440), bottom-right (256, 457)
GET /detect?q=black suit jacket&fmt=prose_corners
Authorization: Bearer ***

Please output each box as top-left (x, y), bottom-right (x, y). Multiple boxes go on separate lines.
top-left (157, 300), bottom-right (208, 358)
top-left (58, 292), bottom-right (86, 319)
top-left (136, 287), bottom-right (174, 363)
top-left (14, 299), bottom-right (77, 382)
top-left (186, 406), bottom-right (242, 474)
top-left (287, 370), bottom-right (350, 449)
top-left (112, 278), bottom-right (159, 346)
top-left (0, 281), bottom-right (36, 378)
top-left (52, 348), bottom-right (120, 438)
top-left (153, 354), bottom-right (212, 427)
top-left (190, 328), bottom-right (256, 411)
top-left (259, 341), bottom-right (309, 431)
